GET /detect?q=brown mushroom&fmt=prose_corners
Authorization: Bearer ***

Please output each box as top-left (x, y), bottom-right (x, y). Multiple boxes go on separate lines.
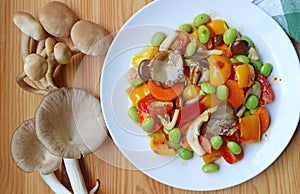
top-left (39, 1), bottom-right (79, 38)
top-left (71, 20), bottom-right (113, 56)
top-left (10, 119), bottom-right (71, 194)
top-left (35, 88), bottom-right (108, 194)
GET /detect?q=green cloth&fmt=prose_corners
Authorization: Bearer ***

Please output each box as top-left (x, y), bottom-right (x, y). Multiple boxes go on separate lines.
top-left (254, 0), bottom-right (300, 43)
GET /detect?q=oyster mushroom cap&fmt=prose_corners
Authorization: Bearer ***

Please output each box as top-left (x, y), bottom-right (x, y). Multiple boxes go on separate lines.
top-left (70, 20), bottom-right (113, 56)
top-left (150, 50), bottom-right (184, 88)
top-left (10, 119), bottom-right (61, 175)
top-left (54, 42), bottom-right (72, 64)
top-left (35, 88), bottom-right (108, 159)
top-left (39, 1), bottom-right (79, 37)
top-left (13, 12), bottom-right (46, 41)
top-left (24, 53), bottom-right (48, 81)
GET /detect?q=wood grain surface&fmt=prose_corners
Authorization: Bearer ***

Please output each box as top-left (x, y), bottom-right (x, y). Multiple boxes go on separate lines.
top-left (0, 0), bottom-right (299, 193)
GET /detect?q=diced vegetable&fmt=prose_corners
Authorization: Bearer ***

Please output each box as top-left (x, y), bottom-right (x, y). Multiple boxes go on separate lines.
top-left (256, 106), bottom-right (270, 135)
top-left (128, 83), bottom-right (150, 105)
top-left (239, 114), bottom-right (261, 143)
top-left (206, 19), bottom-right (228, 35)
top-left (208, 54), bottom-right (231, 86)
top-left (225, 79), bottom-right (245, 108)
top-left (148, 80), bottom-right (184, 101)
top-left (235, 64), bottom-right (255, 88)
top-left (150, 132), bottom-right (176, 155)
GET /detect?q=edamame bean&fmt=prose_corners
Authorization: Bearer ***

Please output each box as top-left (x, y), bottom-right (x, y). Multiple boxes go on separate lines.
top-left (223, 28), bottom-right (237, 45)
top-left (177, 147), bottom-right (193, 160)
top-left (216, 85), bottom-right (229, 100)
top-left (198, 25), bottom-right (210, 44)
top-left (201, 82), bottom-right (216, 94)
top-left (167, 141), bottom-right (181, 149)
top-left (202, 163), bottom-right (219, 173)
top-left (193, 13), bottom-right (210, 27)
top-left (210, 135), bottom-right (223, 150)
top-left (142, 116), bottom-right (154, 131)
top-left (253, 59), bottom-right (263, 71)
top-left (245, 94), bottom-right (259, 109)
top-left (150, 32), bottom-right (166, 46)
top-left (230, 58), bottom-right (238, 63)
top-left (128, 107), bottom-right (138, 123)
top-left (168, 128), bottom-right (182, 144)
top-left (130, 77), bottom-right (143, 86)
top-left (179, 23), bottom-right (193, 33)
top-left (227, 141), bottom-right (242, 155)
top-left (241, 35), bottom-right (254, 47)
top-left (236, 55), bottom-right (250, 64)
top-left (185, 40), bottom-right (197, 57)
top-left (260, 63), bottom-right (273, 77)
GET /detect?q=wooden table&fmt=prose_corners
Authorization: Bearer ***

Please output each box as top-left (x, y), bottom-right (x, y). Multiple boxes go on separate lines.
top-left (1, 0), bottom-right (299, 193)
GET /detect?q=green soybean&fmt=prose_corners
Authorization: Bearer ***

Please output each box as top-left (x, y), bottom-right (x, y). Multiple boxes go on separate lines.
top-left (167, 141), bottom-right (181, 149)
top-left (177, 147), bottom-right (193, 160)
top-left (236, 55), bottom-right (250, 64)
top-left (260, 63), bottom-right (273, 77)
top-left (227, 141), bottom-right (242, 155)
top-left (193, 13), bottom-right (210, 27)
top-left (210, 135), bottom-right (223, 150)
top-left (142, 116), bottom-right (154, 131)
top-left (230, 58), bottom-right (238, 63)
top-left (241, 35), bottom-right (254, 46)
top-left (252, 59), bottom-right (263, 71)
top-left (130, 77), bottom-right (143, 86)
top-left (201, 82), bottom-right (216, 94)
top-left (202, 163), bottom-right (219, 173)
top-left (216, 85), bottom-right (229, 100)
top-left (128, 107), bottom-right (138, 123)
top-left (179, 23), bottom-right (193, 33)
top-left (168, 128), bottom-right (182, 144)
top-left (223, 28), bottom-right (237, 45)
top-left (245, 94), bottom-right (259, 109)
top-left (185, 40), bottom-right (197, 57)
top-left (150, 32), bottom-right (166, 46)
top-left (198, 25), bottom-right (210, 44)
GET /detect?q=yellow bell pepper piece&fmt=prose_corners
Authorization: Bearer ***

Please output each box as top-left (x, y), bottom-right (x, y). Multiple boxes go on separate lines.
top-left (150, 132), bottom-right (176, 156)
top-left (235, 64), bottom-right (255, 88)
top-left (128, 83), bottom-right (150, 106)
top-left (131, 46), bottom-right (158, 67)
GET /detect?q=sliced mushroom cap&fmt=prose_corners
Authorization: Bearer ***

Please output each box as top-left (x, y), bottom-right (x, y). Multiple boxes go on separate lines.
top-left (10, 119), bottom-right (61, 175)
top-left (150, 50), bottom-right (184, 88)
top-left (39, 1), bottom-right (79, 37)
top-left (13, 12), bottom-right (46, 41)
top-left (24, 53), bottom-right (48, 81)
top-left (71, 20), bottom-right (113, 56)
top-left (35, 88), bottom-right (108, 159)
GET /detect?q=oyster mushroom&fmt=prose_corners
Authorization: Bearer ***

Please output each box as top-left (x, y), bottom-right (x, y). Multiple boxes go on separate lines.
top-left (186, 106), bottom-right (217, 156)
top-left (71, 20), bottom-right (113, 56)
top-left (12, 12), bottom-right (46, 62)
top-left (35, 88), bottom-right (108, 194)
top-left (10, 119), bottom-right (71, 194)
top-left (39, 1), bottom-right (79, 38)
top-left (149, 50), bottom-right (184, 88)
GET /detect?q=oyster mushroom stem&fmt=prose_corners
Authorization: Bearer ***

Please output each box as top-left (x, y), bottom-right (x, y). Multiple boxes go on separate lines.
top-left (63, 159), bottom-right (100, 194)
top-left (35, 88), bottom-right (108, 194)
top-left (36, 39), bottom-right (46, 55)
top-left (21, 34), bottom-right (30, 63)
top-left (16, 71), bottom-right (48, 95)
top-left (10, 119), bottom-right (71, 194)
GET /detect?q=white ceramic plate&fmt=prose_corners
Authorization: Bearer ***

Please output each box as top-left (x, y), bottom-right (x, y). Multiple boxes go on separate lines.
top-left (100, 0), bottom-right (300, 191)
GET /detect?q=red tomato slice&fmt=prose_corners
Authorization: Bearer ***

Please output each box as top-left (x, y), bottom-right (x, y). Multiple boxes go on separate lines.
top-left (138, 94), bottom-right (173, 115)
top-left (255, 72), bottom-right (274, 105)
top-left (169, 30), bottom-right (190, 54)
top-left (220, 133), bottom-right (244, 164)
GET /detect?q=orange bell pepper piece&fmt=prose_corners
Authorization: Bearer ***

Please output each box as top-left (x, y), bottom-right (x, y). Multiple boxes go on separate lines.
top-left (150, 132), bottom-right (176, 155)
top-left (206, 19), bottom-right (228, 35)
top-left (208, 55), bottom-right (231, 86)
top-left (239, 114), bottom-right (261, 143)
top-left (225, 79), bottom-right (245, 108)
top-left (200, 94), bottom-right (222, 108)
top-left (235, 64), bottom-right (255, 88)
top-left (148, 80), bottom-right (184, 101)
top-left (256, 106), bottom-right (270, 135)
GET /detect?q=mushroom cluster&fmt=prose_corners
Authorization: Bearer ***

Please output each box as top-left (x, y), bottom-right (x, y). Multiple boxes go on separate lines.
top-left (11, 1), bottom-right (111, 194)
top-left (13, 1), bottom-right (112, 95)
